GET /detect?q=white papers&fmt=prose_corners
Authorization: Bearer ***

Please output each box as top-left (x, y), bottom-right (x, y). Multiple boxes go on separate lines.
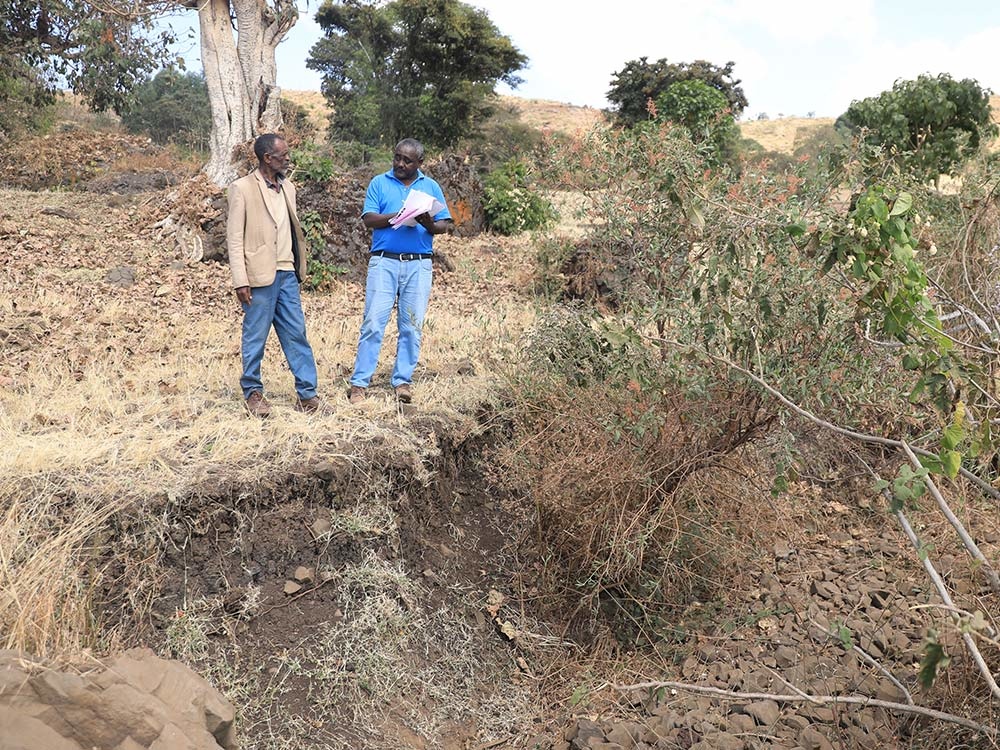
top-left (388, 189), bottom-right (446, 229)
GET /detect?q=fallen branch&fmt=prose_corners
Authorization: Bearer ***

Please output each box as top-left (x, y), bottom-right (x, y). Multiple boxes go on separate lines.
top-left (659, 342), bottom-right (1000, 500)
top-left (810, 618), bottom-right (914, 705)
top-left (891, 503), bottom-right (1000, 700)
top-left (900, 440), bottom-right (1000, 597)
top-left (610, 680), bottom-right (998, 738)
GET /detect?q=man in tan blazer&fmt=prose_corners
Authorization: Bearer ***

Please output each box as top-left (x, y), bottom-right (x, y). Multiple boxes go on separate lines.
top-left (227, 133), bottom-right (329, 417)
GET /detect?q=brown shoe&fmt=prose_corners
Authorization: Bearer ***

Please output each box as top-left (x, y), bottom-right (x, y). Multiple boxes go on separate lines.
top-left (245, 391), bottom-right (271, 418)
top-left (348, 385), bottom-right (367, 405)
top-left (295, 396), bottom-right (332, 415)
top-left (394, 383), bottom-right (412, 403)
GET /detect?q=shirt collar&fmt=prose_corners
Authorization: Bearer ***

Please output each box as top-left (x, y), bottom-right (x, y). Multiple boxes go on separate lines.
top-left (256, 170), bottom-right (283, 193)
top-left (387, 169), bottom-right (424, 185)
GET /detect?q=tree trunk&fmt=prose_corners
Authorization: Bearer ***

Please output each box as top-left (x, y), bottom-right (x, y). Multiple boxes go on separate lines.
top-left (196, 0), bottom-right (297, 186)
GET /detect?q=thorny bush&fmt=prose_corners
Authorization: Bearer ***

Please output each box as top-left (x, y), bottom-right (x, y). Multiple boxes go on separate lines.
top-left (505, 116), bottom-right (1000, 655)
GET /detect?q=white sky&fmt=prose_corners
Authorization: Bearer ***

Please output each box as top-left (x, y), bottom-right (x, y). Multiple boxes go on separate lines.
top-left (164, 0), bottom-right (1000, 120)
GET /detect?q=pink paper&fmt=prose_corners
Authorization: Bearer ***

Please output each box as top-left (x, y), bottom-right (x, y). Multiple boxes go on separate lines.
top-left (389, 189), bottom-right (446, 229)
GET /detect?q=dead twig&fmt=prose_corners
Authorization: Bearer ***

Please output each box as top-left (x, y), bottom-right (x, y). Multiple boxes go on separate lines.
top-left (900, 440), bottom-right (1000, 597)
top-left (610, 680), bottom-right (998, 738)
top-left (890, 502), bottom-right (1000, 700)
top-left (810, 618), bottom-right (914, 705)
top-left (665, 343), bottom-right (1000, 501)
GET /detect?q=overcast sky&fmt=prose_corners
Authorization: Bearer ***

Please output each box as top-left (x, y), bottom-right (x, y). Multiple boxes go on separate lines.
top-left (165, 0), bottom-right (1000, 120)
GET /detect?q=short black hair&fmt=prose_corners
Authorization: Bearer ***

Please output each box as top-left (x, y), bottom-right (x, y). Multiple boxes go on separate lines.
top-left (395, 138), bottom-right (425, 161)
top-left (253, 133), bottom-right (285, 163)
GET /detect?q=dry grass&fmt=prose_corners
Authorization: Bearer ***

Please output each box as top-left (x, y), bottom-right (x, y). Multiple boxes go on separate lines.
top-left (0, 185), bottom-right (543, 659)
top-left (740, 116), bottom-right (836, 154)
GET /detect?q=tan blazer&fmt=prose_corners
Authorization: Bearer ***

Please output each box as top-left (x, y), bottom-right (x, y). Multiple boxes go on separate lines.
top-left (227, 171), bottom-right (309, 288)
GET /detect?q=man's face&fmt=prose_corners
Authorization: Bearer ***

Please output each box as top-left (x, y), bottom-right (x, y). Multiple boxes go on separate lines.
top-left (392, 145), bottom-right (422, 182)
top-left (265, 140), bottom-right (291, 179)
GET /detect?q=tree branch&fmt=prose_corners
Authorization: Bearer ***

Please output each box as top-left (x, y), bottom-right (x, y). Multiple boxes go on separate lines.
top-left (900, 440), bottom-right (1000, 597)
top-left (611, 680), bottom-right (998, 737)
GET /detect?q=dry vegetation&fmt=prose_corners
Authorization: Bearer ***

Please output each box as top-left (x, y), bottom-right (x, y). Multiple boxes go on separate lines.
top-left (1, 96), bottom-right (999, 749)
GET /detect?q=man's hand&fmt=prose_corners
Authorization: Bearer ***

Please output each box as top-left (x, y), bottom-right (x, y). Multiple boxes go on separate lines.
top-left (235, 286), bottom-right (252, 306)
top-left (416, 211), bottom-right (435, 231)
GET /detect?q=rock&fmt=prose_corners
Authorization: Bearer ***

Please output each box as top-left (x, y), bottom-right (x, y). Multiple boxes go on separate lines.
top-left (774, 645), bottom-right (798, 668)
top-left (725, 713), bottom-right (755, 734)
top-left (0, 707), bottom-right (82, 750)
top-left (782, 714), bottom-right (810, 732)
top-left (875, 680), bottom-right (907, 703)
top-left (283, 581), bottom-right (302, 595)
top-left (104, 267), bottom-right (135, 288)
top-left (800, 705), bottom-right (835, 723)
top-left (696, 644), bottom-right (717, 663)
top-left (606, 722), bottom-right (643, 746)
top-left (774, 540), bottom-right (794, 559)
top-left (310, 517), bottom-right (332, 539)
top-left (809, 580), bottom-right (836, 600)
top-left (567, 719), bottom-right (605, 749)
top-left (292, 566), bottom-right (315, 584)
top-left (799, 726), bottom-right (834, 750)
top-left (696, 732), bottom-right (743, 750)
top-left (0, 648), bottom-right (234, 750)
top-left (745, 700), bottom-right (781, 726)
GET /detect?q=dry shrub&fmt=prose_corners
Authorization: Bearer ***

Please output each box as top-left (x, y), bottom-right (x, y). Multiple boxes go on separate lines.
top-left (498, 343), bottom-right (773, 612)
top-left (0, 130), bottom-right (165, 189)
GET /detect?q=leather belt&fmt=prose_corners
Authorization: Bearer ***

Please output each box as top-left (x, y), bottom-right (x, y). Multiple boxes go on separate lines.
top-left (371, 251), bottom-right (430, 261)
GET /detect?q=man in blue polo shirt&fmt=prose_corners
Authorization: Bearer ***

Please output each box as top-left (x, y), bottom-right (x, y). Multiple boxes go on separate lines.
top-left (348, 138), bottom-right (453, 404)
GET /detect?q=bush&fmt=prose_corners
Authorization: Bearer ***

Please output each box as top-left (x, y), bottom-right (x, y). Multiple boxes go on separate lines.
top-left (495, 309), bottom-right (771, 620)
top-left (291, 141), bottom-right (337, 183)
top-left (459, 103), bottom-right (545, 173)
top-left (120, 68), bottom-right (211, 151)
top-left (482, 159), bottom-right (555, 235)
top-left (836, 73), bottom-right (997, 181)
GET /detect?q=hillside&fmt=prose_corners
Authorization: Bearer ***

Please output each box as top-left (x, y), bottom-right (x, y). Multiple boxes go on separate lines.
top-left (285, 92), bottom-right (1000, 161)
top-left (2, 98), bottom-right (999, 750)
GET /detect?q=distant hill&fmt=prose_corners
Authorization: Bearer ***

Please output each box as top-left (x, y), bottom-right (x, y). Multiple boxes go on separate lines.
top-left (283, 91), bottom-right (1000, 155)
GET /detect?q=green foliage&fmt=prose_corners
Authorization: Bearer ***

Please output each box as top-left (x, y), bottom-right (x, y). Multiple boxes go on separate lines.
top-left (607, 57), bottom-right (747, 127)
top-left (120, 68), bottom-right (211, 150)
top-left (483, 159), bottom-right (556, 235)
top-left (460, 102), bottom-right (545, 173)
top-left (306, 258), bottom-right (348, 291)
top-left (0, 50), bottom-right (55, 136)
top-left (2, 0), bottom-right (176, 116)
top-left (280, 97), bottom-right (317, 140)
top-left (655, 79), bottom-right (742, 167)
top-left (299, 210), bottom-right (326, 248)
top-left (299, 209), bottom-right (348, 291)
top-left (292, 142), bottom-right (337, 183)
top-left (307, 0), bottom-right (527, 149)
top-left (919, 631), bottom-right (950, 688)
top-left (836, 73), bottom-right (997, 180)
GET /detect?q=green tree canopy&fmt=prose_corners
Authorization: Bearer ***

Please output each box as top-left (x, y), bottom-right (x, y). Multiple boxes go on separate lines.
top-left (607, 57), bottom-right (747, 127)
top-left (0, 0), bottom-right (175, 121)
top-left (120, 67), bottom-right (212, 149)
top-left (307, 0), bottom-right (527, 148)
top-left (836, 73), bottom-right (997, 180)
top-left (656, 79), bottom-right (741, 168)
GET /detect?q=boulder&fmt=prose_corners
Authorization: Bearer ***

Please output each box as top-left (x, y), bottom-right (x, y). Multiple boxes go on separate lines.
top-left (0, 648), bottom-right (235, 750)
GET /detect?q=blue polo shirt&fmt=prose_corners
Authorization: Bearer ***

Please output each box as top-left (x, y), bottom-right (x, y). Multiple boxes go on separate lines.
top-left (362, 169), bottom-right (451, 254)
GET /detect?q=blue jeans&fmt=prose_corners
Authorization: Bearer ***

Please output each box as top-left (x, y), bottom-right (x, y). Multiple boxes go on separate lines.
top-left (240, 270), bottom-right (318, 400)
top-left (350, 255), bottom-right (433, 388)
